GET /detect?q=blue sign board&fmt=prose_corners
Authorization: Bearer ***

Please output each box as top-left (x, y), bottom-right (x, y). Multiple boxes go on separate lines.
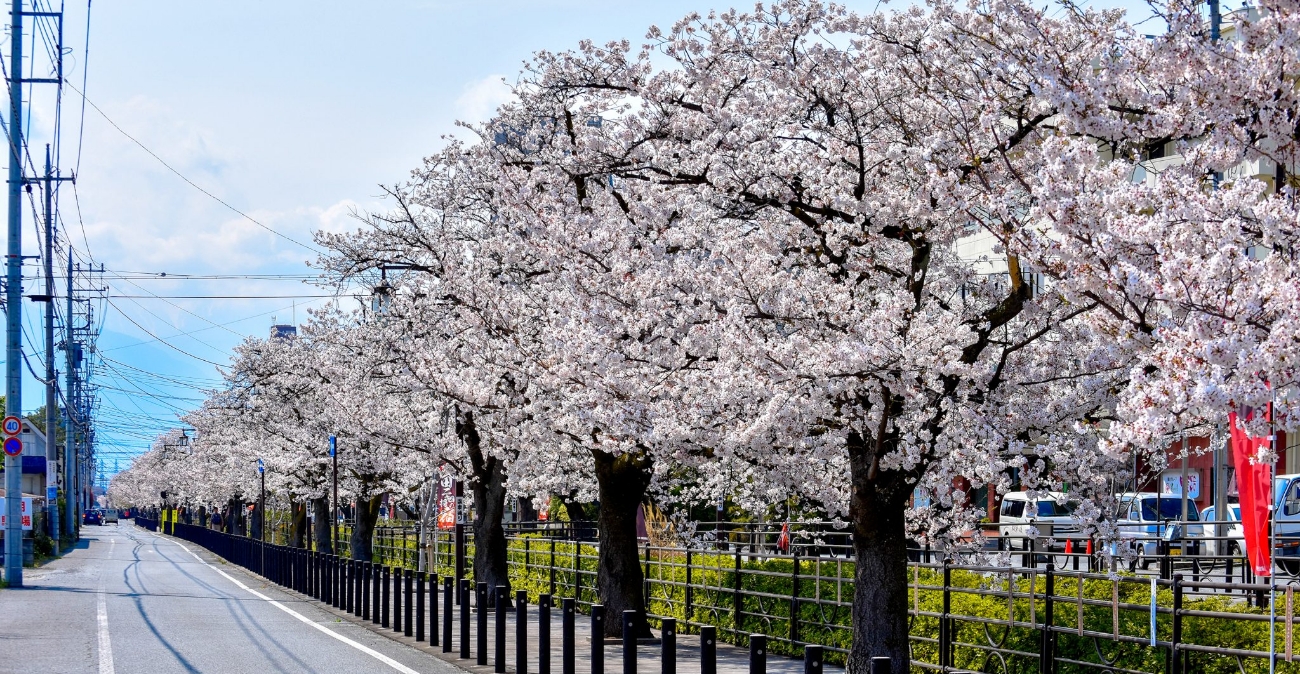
top-left (328, 435), bottom-right (336, 457)
top-left (257, 458), bottom-right (265, 474)
top-left (46, 486), bottom-right (57, 501)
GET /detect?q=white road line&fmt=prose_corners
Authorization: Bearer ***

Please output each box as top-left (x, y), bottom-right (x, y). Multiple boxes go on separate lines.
top-left (161, 536), bottom-right (419, 674)
top-left (98, 539), bottom-right (116, 674)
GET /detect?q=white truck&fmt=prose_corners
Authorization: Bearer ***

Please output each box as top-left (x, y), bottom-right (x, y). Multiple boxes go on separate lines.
top-left (998, 491), bottom-right (1079, 551)
top-left (1115, 492), bottom-right (1203, 570)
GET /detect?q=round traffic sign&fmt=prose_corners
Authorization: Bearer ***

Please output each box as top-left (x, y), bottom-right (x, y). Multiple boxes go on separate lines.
top-left (1, 416), bottom-right (20, 436)
top-left (3, 436), bottom-right (21, 457)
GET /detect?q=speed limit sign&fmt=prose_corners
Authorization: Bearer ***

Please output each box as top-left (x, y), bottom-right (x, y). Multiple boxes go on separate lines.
top-left (2, 416), bottom-right (21, 436)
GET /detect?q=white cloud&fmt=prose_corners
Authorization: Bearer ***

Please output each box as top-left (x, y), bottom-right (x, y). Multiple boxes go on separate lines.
top-left (454, 74), bottom-right (514, 124)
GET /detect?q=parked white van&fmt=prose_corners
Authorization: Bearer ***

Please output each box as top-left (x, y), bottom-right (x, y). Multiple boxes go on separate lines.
top-left (998, 491), bottom-right (1078, 550)
top-left (1115, 492), bottom-right (1203, 569)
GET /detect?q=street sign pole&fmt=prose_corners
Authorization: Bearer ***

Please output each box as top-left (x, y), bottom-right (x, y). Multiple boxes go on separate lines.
top-left (329, 435), bottom-right (338, 555)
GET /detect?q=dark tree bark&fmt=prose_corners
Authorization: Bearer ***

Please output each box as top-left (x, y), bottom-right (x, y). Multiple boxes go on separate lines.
top-left (350, 495), bottom-right (383, 561)
top-left (847, 431), bottom-right (915, 674)
top-left (249, 503), bottom-right (263, 540)
top-left (290, 500), bottom-right (307, 548)
top-left (592, 450), bottom-right (653, 638)
top-left (312, 495), bottom-right (332, 553)
top-left (460, 410), bottom-right (512, 608)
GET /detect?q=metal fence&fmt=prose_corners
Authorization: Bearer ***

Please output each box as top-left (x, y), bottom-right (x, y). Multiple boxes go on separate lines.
top-left (145, 514), bottom-right (1300, 672)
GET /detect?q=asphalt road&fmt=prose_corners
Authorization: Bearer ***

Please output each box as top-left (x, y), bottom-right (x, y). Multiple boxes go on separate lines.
top-left (0, 522), bottom-right (468, 674)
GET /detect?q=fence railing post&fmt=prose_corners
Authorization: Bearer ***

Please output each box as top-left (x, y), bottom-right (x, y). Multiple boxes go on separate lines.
top-left (684, 549), bottom-right (693, 626)
top-left (1041, 564), bottom-right (1055, 674)
top-left (515, 590), bottom-right (528, 674)
top-left (417, 572), bottom-right (426, 642)
top-left (733, 553), bottom-right (743, 636)
top-left (803, 645), bottom-right (822, 674)
top-left (549, 540), bottom-right (557, 596)
top-left (623, 609), bottom-right (637, 674)
top-left (477, 582), bottom-right (489, 666)
top-left (562, 597), bottom-right (576, 674)
top-left (495, 585), bottom-right (508, 673)
top-left (940, 557), bottom-right (952, 670)
top-left (790, 550), bottom-right (800, 644)
top-left (539, 594), bottom-right (552, 674)
top-left (1171, 574), bottom-right (1184, 674)
top-left (749, 634), bottom-right (766, 674)
top-left (459, 579), bottom-right (471, 658)
top-left (591, 605), bottom-right (605, 674)
top-left (661, 617), bottom-right (676, 674)
top-left (701, 625), bottom-right (716, 674)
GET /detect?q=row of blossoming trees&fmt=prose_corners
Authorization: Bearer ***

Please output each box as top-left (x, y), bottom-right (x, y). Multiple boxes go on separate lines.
top-left (109, 0), bottom-right (1300, 669)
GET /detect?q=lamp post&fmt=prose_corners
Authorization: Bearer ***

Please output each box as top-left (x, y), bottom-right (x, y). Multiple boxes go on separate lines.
top-left (257, 458), bottom-right (266, 541)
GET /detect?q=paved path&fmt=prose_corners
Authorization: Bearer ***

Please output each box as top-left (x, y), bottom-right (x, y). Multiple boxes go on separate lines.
top-left (0, 522), bottom-right (465, 673)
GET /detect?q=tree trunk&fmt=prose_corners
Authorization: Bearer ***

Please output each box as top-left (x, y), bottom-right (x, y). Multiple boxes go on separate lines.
top-left (249, 503), bottom-right (263, 540)
top-left (350, 495), bottom-right (383, 562)
top-left (593, 450), bottom-right (653, 639)
top-left (460, 409), bottom-right (512, 608)
top-left (290, 501), bottom-right (307, 548)
top-left (312, 495), bottom-right (332, 553)
top-left (848, 433), bottom-right (914, 674)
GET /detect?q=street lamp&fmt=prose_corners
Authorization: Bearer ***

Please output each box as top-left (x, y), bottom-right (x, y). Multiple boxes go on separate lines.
top-left (329, 435), bottom-right (338, 555)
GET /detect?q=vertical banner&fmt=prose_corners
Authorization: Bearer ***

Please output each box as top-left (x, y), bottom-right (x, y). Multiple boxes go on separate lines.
top-left (435, 464), bottom-right (457, 530)
top-left (1229, 409), bottom-right (1273, 576)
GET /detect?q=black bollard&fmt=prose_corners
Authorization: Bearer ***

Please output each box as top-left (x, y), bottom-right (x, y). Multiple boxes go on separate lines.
top-left (749, 634), bottom-right (766, 674)
top-left (562, 597), bottom-right (576, 674)
top-left (869, 656), bottom-right (890, 674)
top-left (459, 579), bottom-right (471, 659)
top-left (355, 560), bottom-right (363, 616)
top-left (623, 610), bottom-right (637, 674)
top-left (516, 590), bottom-right (528, 674)
top-left (345, 560), bottom-right (354, 614)
top-left (444, 577), bottom-right (454, 652)
top-left (363, 563), bottom-right (371, 621)
top-left (394, 568), bottom-right (404, 634)
top-left (405, 570), bottom-right (414, 637)
top-left (700, 626), bottom-right (717, 674)
top-left (803, 645), bottom-right (823, 674)
top-left (382, 567), bottom-right (391, 628)
top-left (477, 582), bottom-right (489, 666)
top-left (372, 563), bottom-right (382, 625)
top-left (417, 573), bottom-right (426, 642)
top-left (591, 605), bottom-right (605, 674)
top-left (496, 586), bottom-right (508, 673)
top-left (539, 594), bottom-right (552, 674)
top-left (430, 574), bottom-right (439, 646)
top-left (660, 618), bottom-right (676, 674)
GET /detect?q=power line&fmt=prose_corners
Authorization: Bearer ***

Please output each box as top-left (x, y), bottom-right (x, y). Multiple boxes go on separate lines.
top-left (104, 299), bottom-right (226, 367)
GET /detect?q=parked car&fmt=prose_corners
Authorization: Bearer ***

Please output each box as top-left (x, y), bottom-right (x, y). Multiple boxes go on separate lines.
top-left (1115, 492), bottom-right (1203, 570)
top-left (998, 491), bottom-right (1079, 550)
top-left (103, 509), bottom-right (119, 524)
top-left (83, 510), bottom-right (102, 526)
top-left (1198, 503), bottom-right (1243, 557)
top-left (1271, 474), bottom-right (1300, 574)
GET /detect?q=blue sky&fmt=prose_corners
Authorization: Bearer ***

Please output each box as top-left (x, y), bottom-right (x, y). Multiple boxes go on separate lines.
top-left (4, 0), bottom-right (1157, 484)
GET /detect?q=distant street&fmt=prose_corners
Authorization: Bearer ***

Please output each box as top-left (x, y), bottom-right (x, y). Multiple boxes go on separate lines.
top-left (0, 523), bottom-right (464, 674)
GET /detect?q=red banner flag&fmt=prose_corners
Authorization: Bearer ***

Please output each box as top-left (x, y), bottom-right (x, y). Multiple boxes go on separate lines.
top-left (1229, 409), bottom-right (1273, 577)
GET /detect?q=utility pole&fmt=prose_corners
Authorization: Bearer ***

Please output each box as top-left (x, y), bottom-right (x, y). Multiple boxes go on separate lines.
top-left (4, 0), bottom-right (25, 586)
top-left (42, 145), bottom-right (57, 553)
top-left (64, 247), bottom-right (75, 538)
